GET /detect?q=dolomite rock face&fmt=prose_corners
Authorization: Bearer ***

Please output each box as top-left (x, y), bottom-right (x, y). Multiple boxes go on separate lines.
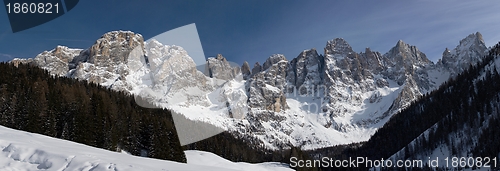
top-left (247, 54), bottom-right (289, 112)
top-left (437, 32), bottom-right (487, 77)
top-left (13, 46), bottom-right (82, 76)
top-left (241, 61), bottom-right (251, 80)
top-left (87, 31), bottom-right (143, 68)
top-left (251, 62), bottom-right (262, 76)
top-left (205, 54), bottom-right (241, 81)
top-left (17, 30), bottom-right (488, 150)
top-left (71, 31), bottom-right (144, 91)
top-left (11, 58), bottom-right (33, 67)
top-left (287, 48), bottom-right (323, 95)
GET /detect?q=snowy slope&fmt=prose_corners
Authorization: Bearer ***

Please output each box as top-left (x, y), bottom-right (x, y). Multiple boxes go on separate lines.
top-left (0, 125), bottom-right (292, 171)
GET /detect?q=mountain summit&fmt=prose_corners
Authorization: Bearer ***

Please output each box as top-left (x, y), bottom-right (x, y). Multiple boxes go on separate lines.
top-left (12, 31), bottom-right (488, 150)
top-left (438, 32), bottom-right (487, 76)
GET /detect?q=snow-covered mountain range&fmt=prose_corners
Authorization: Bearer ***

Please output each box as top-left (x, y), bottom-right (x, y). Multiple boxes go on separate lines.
top-left (12, 31), bottom-right (487, 150)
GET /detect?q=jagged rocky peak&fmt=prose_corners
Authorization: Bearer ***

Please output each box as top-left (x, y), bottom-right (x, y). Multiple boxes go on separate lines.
top-left (385, 40), bottom-right (431, 67)
top-left (359, 47), bottom-right (384, 72)
top-left (144, 39), bottom-right (194, 73)
top-left (143, 39), bottom-right (205, 79)
top-left (252, 62), bottom-right (262, 74)
top-left (67, 31), bottom-right (146, 88)
top-left (241, 61), bottom-right (251, 80)
top-left (16, 29), bottom-right (495, 150)
top-left (383, 40), bottom-right (433, 86)
top-left (205, 54), bottom-right (240, 80)
top-left (145, 39), bottom-right (163, 50)
top-left (395, 40), bottom-right (405, 48)
top-left (30, 45), bottom-right (83, 76)
top-left (287, 48), bottom-right (323, 95)
top-left (323, 38), bottom-right (371, 82)
top-left (263, 54), bottom-right (287, 71)
top-left (441, 48), bottom-right (453, 64)
top-left (260, 54), bottom-right (288, 87)
top-left (295, 48), bottom-right (321, 62)
top-left (443, 47), bottom-right (451, 55)
top-left (11, 58), bottom-right (33, 67)
top-left (460, 32), bottom-right (485, 49)
top-left (13, 31), bottom-right (144, 78)
top-left (324, 38), bottom-right (354, 56)
top-left (247, 54), bottom-right (289, 112)
top-left (151, 44), bottom-right (193, 66)
top-left (88, 31), bottom-right (144, 68)
top-left (52, 45), bottom-right (80, 63)
top-left (437, 32), bottom-right (487, 75)
top-left (292, 48), bottom-right (322, 71)
top-left (216, 54), bottom-right (225, 60)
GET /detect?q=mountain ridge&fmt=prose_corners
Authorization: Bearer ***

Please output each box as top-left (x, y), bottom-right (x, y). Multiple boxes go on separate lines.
top-left (11, 31), bottom-right (488, 150)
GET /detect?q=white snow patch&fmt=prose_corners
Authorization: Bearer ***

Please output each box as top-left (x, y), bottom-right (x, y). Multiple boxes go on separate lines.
top-left (0, 125), bottom-right (292, 171)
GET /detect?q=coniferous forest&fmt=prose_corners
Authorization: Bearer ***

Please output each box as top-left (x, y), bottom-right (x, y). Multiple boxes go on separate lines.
top-left (0, 62), bottom-right (186, 162)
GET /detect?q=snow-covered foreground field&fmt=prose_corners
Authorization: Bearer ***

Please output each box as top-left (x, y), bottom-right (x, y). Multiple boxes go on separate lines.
top-left (0, 125), bottom-right (292, 171)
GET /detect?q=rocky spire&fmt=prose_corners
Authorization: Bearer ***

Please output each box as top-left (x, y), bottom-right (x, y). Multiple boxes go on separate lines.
top-left (323, 38), bottom-right (370, 82)
top-left (287, 48), bottom-right (322, 95)
top-left (382, 40), bottom-right (432, 86)
top-left (252, 62), bottom-right (262, 75)
top-left (263, 54), bottom-right (287, 71)
top-left (247, 54), bottom-right (289, 112)
top-left (324, 38), bottom-right (354, 56)
top-left (241, 61), bottom-right (251, 80)
top-left (360, 47), bottom-right (384, 73)
top-left (205, 54), bottom-right (239, 80)
top-left (440, 48), bottom-right (452, 64)
top-left (437, 32), bottom-right (487, 76)
top-left (384, 40), bottom-right (431, 68)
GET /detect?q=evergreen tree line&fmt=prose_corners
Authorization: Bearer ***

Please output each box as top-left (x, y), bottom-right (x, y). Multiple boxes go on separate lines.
top-left (0, 62), bottom-right (186, 162)
top-left (306, 42), bottom-right (500, 171)
top-left (0, 62), bottom-right (312, 169)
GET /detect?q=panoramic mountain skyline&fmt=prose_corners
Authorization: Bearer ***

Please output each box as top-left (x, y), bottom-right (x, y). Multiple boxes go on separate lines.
top-left (7, 28), bottom-right (500, 170)
top-left (1, 1), bottom-right (500, 66)
top-left (2, 1), bottom-right (500, 170)
top-left (11, 30), bottom-right (487, 150)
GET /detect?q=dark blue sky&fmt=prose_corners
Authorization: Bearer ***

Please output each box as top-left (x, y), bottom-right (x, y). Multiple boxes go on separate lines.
top-left (1, 0), bottom-right (500, 67)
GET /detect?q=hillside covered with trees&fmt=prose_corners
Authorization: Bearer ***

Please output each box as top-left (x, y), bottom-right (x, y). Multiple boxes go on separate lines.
top-left (0, 62), bottom-right (186, 162)
top-left (307, 43), bottom-right (500, 171)
top-left (0, 62), bottom-right (309, 169)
